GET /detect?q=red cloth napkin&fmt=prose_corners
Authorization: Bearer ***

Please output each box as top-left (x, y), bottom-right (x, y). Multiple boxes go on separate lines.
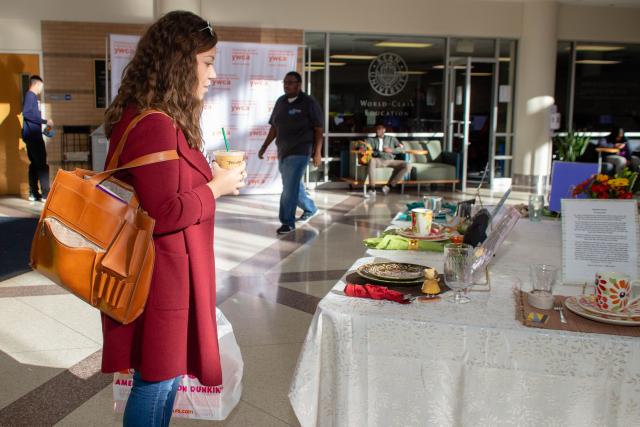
top-left (344, 283), bottom-right (411, 304)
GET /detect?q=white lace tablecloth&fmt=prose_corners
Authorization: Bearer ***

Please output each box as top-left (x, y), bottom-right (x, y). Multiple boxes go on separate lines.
top-left (289, 220), bottom-right (640, 427)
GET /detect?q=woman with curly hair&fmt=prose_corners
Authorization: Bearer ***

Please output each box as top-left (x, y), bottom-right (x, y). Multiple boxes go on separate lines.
top-left (101, 11), bottom-right (245, 426)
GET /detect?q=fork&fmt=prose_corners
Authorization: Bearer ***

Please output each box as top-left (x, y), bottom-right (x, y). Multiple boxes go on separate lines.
top-left (554, 300), bottom-right (567, 324)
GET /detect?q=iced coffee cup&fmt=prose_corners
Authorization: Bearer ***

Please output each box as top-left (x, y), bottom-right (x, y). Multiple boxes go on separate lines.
top-left (214, 150), bottom-right (245, 170)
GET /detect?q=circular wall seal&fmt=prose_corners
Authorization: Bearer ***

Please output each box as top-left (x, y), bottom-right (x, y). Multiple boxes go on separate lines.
top-left (368, 52), bottom-right (408, 97)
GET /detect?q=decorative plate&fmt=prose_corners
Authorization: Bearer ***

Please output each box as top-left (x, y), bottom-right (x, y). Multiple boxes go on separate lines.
top-left (355, 269), bottom-right (424, 286)
top-left (564, 296), bottom-right (640, 326)
top-left (357, 262), bottom-right (425, 282)
top-left (396, 227), bottom-right (452, 241)
top-left (575, 295), bottom-right (640, 320)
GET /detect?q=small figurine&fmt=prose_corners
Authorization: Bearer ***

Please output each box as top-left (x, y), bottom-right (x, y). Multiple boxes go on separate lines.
top-left (421, 267), bottom-right (441, 295)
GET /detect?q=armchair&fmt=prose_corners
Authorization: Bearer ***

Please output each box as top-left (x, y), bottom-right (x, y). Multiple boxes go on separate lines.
top-left (404, 140), bottom-right (460, 192)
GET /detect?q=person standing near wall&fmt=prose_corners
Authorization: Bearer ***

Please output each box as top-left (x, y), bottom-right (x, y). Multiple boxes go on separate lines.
top-left (22, 75), bottom-right (53, 202)
top-left (258, 71), bottom-right (323, 235)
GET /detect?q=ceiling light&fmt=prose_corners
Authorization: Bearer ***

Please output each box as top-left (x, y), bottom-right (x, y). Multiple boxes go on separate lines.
top-left (498, 57), bottom-right (511, 62)
top-left (330, 54), bottom-right (377, 60)
top-left (374, 42), bottom-right (432, 48)
top-left (398, 71), bottom-right (428, 75)
top-left (576, 60), bottom-right (621, 65)
top-left (308, 61), bottom-right (346, 66)
top-left (433, 65), bottom-right (468, 70)
top-left (576, 45), bottom-right (625, 52)
top-left (305, 66), bottom-right (325, 71)
top-left (466, 72), bottom-right (492, 77)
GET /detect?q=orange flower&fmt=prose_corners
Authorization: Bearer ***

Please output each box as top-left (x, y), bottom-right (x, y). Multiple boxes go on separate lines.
top-left (608, 280), bottom-right (630, 306)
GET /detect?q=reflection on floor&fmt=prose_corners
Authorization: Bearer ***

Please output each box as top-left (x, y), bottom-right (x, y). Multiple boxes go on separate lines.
top-left (0, 187), bottom-right (525, 426)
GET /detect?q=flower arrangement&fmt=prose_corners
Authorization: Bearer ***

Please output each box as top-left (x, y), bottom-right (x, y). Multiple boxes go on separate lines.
top-left (572, 169), bottom-right (638, 199)
top-left (354, 140), bottom-right (373, 165)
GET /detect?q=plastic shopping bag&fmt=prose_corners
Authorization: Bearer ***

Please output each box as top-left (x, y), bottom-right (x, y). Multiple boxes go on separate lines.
top-left (113, 308), bottom-right (243, 420)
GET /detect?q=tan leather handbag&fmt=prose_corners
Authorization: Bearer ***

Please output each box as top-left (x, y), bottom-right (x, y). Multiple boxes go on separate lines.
top-left (30, 110), bottom-right (179, 324)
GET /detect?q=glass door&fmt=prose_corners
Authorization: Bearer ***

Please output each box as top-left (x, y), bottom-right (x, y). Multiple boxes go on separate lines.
top-left (446, 56), bottom-right (500, 192)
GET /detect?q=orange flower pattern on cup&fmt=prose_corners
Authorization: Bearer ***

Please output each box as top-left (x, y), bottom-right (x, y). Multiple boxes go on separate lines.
top-left (595, 273), bottom-right (639, 312)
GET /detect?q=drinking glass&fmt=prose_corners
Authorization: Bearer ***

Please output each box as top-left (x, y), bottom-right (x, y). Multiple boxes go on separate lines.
top-left (530, 264), bottom-right (557, 295)
top-left (456, 202), bottom-right (472, 220)
top-left (443, 243), bottom-right (474, 304)
top-left (528, 194), bottom-right (544, 222)
top-left (423, 196), bottom-right (442, 213)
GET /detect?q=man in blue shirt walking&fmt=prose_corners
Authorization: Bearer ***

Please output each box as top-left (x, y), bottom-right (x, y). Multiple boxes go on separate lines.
top-left (22, 75), bottom-right (53, 202)
top-left (258, 71), bottom-right (322, 235)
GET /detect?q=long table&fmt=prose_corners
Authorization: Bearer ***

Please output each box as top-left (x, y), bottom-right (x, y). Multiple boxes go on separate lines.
top-left (288, 219), bottom-right (640, 427)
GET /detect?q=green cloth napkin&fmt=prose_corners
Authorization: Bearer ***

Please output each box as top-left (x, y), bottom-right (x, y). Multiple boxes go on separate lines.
top-left (363, 234), bottom-right (445, 252)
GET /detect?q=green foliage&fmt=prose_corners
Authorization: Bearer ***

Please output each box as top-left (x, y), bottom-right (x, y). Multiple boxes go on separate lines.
top-left (616, 167), bottom-right (640, 193)
top-left (553, 132), bottom-right (591, 162)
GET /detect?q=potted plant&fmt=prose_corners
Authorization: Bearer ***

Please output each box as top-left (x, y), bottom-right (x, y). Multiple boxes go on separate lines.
top-left (553, 131), bottom-right (591, 162)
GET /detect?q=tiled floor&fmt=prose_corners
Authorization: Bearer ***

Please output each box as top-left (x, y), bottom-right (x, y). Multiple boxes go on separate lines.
top-left (0, 187), bottom-right (525, 426)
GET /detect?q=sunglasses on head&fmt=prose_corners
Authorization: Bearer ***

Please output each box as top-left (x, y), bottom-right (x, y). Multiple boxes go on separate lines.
top-left (198, 21), bottom-right (215, 37)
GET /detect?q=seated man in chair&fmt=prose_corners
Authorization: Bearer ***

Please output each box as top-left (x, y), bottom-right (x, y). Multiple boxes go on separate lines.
top-left (365, 124), bottom-right (411, 197)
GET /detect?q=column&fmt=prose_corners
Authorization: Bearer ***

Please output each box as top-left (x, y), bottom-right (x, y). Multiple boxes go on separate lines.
top-left (154, 0), bottom-right (201, 18)
top-left (513, 1), bottom-right (558, 189)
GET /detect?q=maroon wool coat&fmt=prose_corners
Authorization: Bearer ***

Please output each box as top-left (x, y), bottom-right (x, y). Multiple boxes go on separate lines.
top-left (101, 107), bottom-right (222, 386)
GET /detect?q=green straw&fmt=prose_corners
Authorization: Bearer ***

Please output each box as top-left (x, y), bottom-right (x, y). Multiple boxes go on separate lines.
top-left (221, 128), bottom-right (230, 152)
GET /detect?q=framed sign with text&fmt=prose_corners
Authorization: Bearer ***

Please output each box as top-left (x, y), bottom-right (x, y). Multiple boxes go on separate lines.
top-left (561, 199), bottom-right (639, 284)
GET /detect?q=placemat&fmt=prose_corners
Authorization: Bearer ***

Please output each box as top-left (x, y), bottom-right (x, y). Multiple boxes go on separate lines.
top-left (515, 291), bottom-right (640, 337)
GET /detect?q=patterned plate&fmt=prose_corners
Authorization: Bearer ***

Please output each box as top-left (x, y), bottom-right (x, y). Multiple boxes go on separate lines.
top-left (357, 262), bottom-right (425, 282)
top-left (355, 269), bottom-right (424, 286)
top-left (564, 297), bottom-right (640, 326)
top-left (396, 227), bottom-right (452, 241)
top-left (575, 295), bottom-right (640, 320)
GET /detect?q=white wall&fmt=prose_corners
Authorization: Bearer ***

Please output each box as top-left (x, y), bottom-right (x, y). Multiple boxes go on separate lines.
top-left (201, 0), bottom-right (524, 39)
top-left (557, 4), bottom-right (640, 43)
top-left (4, 0), bottom-right (640, 53)
top-left (0, 0), bottom-right (154, 52)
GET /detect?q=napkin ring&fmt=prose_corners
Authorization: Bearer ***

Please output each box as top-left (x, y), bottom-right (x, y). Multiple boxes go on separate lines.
top-left (408, 239), bottom-right (419, 250)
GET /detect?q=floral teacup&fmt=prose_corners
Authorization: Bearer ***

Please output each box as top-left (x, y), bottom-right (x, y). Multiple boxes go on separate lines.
top-left (411, 208), bottom-right (433, 236)
top-left (594, 272), bottom-right (640, 312)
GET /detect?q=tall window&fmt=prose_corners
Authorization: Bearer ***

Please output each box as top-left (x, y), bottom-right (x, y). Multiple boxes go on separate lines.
top-left (327, 34), bottom-right (445, 134)
top-left (554, 42), bottom-right (572, 131)
top-left (555, 42), bottom-right (640, 132)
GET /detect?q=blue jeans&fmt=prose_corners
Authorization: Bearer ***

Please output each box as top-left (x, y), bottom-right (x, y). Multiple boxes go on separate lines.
top-left (278, 155), bottom-right (317, 227)
top-left (123, 371), bottom-right (181, 427)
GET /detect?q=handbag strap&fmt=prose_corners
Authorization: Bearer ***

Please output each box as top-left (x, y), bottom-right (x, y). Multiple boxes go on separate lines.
top-left (105, 109), bottom-right (177, 171)
top-left (88, 110), bottom-right (180, 188)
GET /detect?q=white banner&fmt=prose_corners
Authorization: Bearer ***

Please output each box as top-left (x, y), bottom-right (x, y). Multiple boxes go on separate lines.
top-left (109, 34), bottom-right (140, 101)
top-left (108, 38), bottom-right (296, 194)
top-left (202, 42), bottom-right (298, 194)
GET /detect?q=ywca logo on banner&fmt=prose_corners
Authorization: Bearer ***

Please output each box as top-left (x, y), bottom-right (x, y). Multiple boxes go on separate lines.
top-left (231, 49), bottom-right (256, 66)
top-left (248, 125), bottom-right (270, 141)
top-left (211, 78), bottom-right (233, 91)
top-left (249, 79), bottom-right (272, 91)
top-left (231, 101), bottom-right (255, 115)
top-left (113, 42), bottom-right (136, 58)
top-left (213, 127), bottom-right (236, 140)
top-left (267, 50), bottom-right (295, 67)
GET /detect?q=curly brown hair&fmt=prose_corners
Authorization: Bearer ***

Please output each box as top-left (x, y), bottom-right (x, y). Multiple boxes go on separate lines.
top-left (104, 10), bottom-right (217, 149)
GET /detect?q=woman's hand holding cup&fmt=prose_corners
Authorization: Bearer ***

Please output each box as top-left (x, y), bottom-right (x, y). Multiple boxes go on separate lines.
top-left (208, 160), bottom-right (246, 198)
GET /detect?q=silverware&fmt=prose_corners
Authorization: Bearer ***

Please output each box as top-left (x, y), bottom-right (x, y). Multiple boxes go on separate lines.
top-left (554, 300), bottom-right (567, 324)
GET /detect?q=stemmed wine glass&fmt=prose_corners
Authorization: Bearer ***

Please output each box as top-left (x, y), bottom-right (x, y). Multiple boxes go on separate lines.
top-left (443, 243), bottom-right (474, 304)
